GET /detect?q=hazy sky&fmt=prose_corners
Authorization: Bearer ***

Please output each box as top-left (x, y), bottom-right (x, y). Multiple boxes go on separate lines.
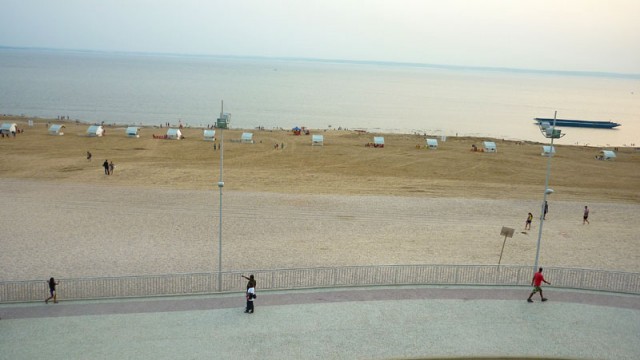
top-left (2, 0), bottom-right (639, 73)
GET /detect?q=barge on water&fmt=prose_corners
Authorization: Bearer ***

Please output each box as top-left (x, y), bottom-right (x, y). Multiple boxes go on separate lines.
top-left (534, 118), bottom-right (621, 129)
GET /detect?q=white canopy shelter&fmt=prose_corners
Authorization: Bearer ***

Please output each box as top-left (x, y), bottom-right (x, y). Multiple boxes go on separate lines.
top-left (312, 134), bottom-right (324, 146)
top-left (203, 129), bottom-right (216, 141)
top-left (166, 128), bottom-right (182, 140)
top-left (426, 138), bottom-right (438, 149)
top-left (48, 124), bottom-right (65, 136)
top-left (241, 132), bottom-right (254, 143)
top-left (87, 125), bottom-right (104, 137)
top-left (373, 137), bottom-right (384, 147)
top-left (541, 145), bottom-right (556, 156)
top-left (125, 127), bottom-right (140, 138)
top-left (599, 150), bottom-right (616, 161)
top-left (1, 123), bottom-right (17, 135)
top-left (483, 141), bottom-right (497, 153)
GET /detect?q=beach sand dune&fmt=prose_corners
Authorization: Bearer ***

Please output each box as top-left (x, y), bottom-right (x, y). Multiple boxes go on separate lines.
top-left (1, 117), bottom-right (639, 281)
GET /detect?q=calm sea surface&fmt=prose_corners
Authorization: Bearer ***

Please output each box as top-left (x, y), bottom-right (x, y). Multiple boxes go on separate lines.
top-left (1, 48), bottom-right (638, 146)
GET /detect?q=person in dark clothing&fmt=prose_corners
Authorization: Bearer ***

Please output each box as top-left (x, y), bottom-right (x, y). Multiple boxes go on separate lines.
top-left (45, 277), bottom-right (60, 304)
top-left (242, 274), bottom-right (256, 290)
top-left (103, 160), bottom-right (109, 175)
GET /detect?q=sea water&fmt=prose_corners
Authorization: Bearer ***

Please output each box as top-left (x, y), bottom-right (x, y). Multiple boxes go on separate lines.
top-left (0, 48), bottom-right (638, 147)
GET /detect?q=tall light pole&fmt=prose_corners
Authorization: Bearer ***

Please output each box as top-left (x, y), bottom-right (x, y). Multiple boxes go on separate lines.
top-left (216, 101), bottom-right (229, 292)
top-left (533, 111), bottom-right (563, 272)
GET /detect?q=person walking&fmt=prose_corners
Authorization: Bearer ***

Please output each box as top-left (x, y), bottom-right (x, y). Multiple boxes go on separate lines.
top-left (86, 151), bottom-right (92, 161)
top-left (525, 212), bottom-right (533, 230)
top-left (527, 268), bottom-right (551, 303)
top-left (103, 160), bottom-right (109, 175)
top-left (45, 277), bottom-right (60, 304)
top-left (244, 285), bottom-right (256, 313)
top-left (583, 206), bottom-right (590, 224)
top-left (109, 161), bottom-right (115, 175)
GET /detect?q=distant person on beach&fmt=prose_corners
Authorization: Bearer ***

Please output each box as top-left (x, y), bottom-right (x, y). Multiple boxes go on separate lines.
top-left (543, 201), bottom-right (548, 220)
top-left (525, 212), bottom-right (533, 230)
top-left (242, 274), bottom-right (256, 290)
top-left (583, 206), bottom-right (590, 224)
top-left (109, 161), bottom-right (115, 175)
top-left (527, 267), bottom-right (550, 303)
top-left (45, 277), bottom-right (59, 304)
top-left (103, 160), bottom-right (109, 175)
top-left (86, 151), bottom-right (92, 161)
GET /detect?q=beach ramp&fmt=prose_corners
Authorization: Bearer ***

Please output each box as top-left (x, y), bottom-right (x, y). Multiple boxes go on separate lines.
top-left (598, 150), bottom-right (616, 161)
top-left (203, 129), bottom-right (216, 141)
top-left (86, 125), bottom-right (104, 137)
top-left (541, 145), bottom-right (556, 156)
top-left (483, 141), bottom-right (497, 153)
top-left (1, 122), bottom-right (17, 135)
top-left (312, 134), bottom-right (324, 146)
top-left (373, 136), bottom-right (384, 148)
top-left (48, 124), bottom-right (65, 136)
top-left (125, 127), bottom-right (140, 138)
top-left (426, 138), bottom-right (438, 149)
top-left (241, 132), bottom-right (254, 143)
top-left (166, 128), bottom-right (182, 140)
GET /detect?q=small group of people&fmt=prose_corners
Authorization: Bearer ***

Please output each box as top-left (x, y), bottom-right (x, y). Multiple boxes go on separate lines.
top-left (524, 203), bottom-right (590, 229)
top-left (42, 270), bottom-right (553, 309)
top-left (103, 159), bottom-right (115, 175)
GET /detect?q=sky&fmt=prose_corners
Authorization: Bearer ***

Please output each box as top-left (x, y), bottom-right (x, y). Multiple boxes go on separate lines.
top-left (1, 0), bottom-right (639, 74)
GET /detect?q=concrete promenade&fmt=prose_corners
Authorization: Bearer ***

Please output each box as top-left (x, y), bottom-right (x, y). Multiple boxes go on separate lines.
top-left (1, 286), bottom-right (639, 360)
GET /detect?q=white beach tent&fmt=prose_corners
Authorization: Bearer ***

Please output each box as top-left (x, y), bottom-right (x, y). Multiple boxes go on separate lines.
top-left (599, 150), bottom-right (616, 161)
top-left (241, 132), bottom-right (254, 143)
top-left (312, 134), bottom-right (324, 146)
top-left (483, 141), bottom-right (497, 153)
top-left (203, 129), bottom-right (216, 141)
top-left (0, 123), bottom-right (17, 135)
top-left (541, 145), bottom-right (556, 156)
top-left (426, 138), bottom-right (438, 149)
top-left (373, 136), bottom-right (384, 147)
top-left (48, 124), bottom-right (65, 136)
top-left (166, 128), bottom-right (182, 140)
top-left (86, 125), bottom-right (104, 137)
top-left (125, 127), bottom-right (140, 138)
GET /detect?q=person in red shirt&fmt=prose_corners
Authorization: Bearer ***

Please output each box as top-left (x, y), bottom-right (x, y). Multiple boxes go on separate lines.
top-left (527, 267), bottom-right (551, 303)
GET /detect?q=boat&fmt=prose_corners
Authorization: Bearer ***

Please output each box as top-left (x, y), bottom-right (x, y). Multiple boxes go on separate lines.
top-left (534, 118), bottom-right (621, 129)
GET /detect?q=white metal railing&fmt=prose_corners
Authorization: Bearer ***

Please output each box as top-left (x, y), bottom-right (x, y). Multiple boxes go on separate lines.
top-left (1, 265), bottom-right (638, 303)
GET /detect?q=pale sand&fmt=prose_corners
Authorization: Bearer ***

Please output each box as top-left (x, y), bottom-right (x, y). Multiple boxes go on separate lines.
top-left (1, 179), bottom-right (638, 281)
top-left (1, 116), bottom-right (639, 281)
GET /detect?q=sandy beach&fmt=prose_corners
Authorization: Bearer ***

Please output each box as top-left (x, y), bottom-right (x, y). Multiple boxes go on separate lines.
top-left (1, 116), bottom-right (639, 281)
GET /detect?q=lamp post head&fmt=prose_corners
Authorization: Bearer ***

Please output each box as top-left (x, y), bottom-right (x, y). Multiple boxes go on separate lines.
top-left (545, 188), bottom-right (554, 195)
top-left (218, 181), bottom-right (224, 188)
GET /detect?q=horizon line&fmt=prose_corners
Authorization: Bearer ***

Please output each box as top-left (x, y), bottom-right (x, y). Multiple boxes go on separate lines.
top-left (1, 45), bottom-right (639, 79)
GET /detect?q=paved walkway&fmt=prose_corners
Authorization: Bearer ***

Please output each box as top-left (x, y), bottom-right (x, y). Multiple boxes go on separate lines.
top-left (1, 286), bottom-right (639, 359)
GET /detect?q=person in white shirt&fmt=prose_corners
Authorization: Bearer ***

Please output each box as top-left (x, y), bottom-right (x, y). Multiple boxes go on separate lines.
top-left (245, 286), bottom-right (256, 313)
